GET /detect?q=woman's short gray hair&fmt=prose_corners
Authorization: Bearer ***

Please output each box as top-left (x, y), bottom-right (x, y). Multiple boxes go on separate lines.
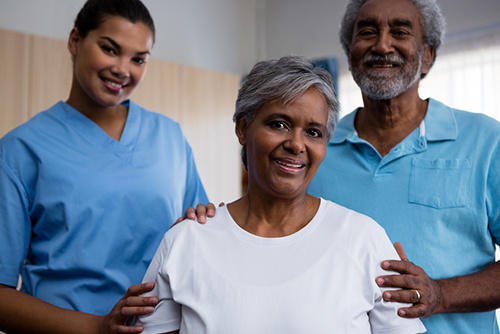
top-left (234, 55), bottom-right (340, 169)
top-left (339, 0), bottom-right (446, 77)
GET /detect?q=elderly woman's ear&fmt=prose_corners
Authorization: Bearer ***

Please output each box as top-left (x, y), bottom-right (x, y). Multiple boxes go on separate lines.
top-left (236, 119), bottom-right (248, 146)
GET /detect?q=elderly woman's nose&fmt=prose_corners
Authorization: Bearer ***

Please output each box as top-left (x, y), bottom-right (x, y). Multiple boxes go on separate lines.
top-left (283, 130), bottom-right (305, 154)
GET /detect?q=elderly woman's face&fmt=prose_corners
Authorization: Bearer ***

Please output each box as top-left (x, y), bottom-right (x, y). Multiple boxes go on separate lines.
top-left (238, 88), bottom-right (329, 199)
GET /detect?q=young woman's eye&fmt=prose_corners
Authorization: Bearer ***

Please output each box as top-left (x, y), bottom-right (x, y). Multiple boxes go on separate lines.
top-left (133, 57), bottom-right (147, 65)
top-left (102, 45), bottom-right (116, 54)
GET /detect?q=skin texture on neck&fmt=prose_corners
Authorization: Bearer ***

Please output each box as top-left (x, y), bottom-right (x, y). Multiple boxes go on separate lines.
top-left (227, 193), bottom-right (320, 238)
top-left (355, 87), bottom-right (428, 157)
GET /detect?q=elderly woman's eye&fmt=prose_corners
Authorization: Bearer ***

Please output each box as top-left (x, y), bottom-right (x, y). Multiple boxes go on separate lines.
top-left (308, 129), bottom-right (323, 138)
top-left (270, 121), bottom-right (287, 129)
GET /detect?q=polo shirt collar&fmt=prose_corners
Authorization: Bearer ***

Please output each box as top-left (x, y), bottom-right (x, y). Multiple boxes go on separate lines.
top-left (329, 98), bottom-right (458, 144)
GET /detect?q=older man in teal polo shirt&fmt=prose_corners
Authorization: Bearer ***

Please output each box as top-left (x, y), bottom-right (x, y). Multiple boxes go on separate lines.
top-left (308, 0), bottom-right (500, 333)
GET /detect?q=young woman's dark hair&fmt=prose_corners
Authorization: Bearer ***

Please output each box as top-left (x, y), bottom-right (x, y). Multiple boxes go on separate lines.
top-left (74, 0), bottom-right (156, 42)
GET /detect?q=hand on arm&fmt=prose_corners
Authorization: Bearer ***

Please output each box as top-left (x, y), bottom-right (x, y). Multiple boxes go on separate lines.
top-left (0, 282), bottom-right (158, 334)
top-left (376, 242), bottom-right (500, 318)
top-left (99, 282), bottom-right (159, 333)
top-left (375, 242), bottom-right (442, 318)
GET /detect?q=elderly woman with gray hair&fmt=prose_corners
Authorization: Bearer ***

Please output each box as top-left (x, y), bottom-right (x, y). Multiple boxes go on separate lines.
top-left (136, 55), bottom-right (426, 333)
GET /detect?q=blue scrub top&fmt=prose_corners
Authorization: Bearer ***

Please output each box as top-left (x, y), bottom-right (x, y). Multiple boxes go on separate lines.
top-left (0, 100), bottom-right (208, 315)
top-left (308, 99), bottom-right (500, 333)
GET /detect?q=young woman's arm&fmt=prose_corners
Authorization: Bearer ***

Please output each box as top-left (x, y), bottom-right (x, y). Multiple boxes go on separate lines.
top-left (0, 283), bottom-right (158, 334)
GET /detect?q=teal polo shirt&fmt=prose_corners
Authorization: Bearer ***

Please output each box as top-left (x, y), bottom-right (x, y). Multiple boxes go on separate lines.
top-left (308, 98), bottom-right (500, 333)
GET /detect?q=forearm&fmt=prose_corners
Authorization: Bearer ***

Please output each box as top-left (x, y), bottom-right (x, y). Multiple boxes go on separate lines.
top-left (0, 285), bottom-right (102, 334)
top-left (436, 261), bottom-right (500, 314)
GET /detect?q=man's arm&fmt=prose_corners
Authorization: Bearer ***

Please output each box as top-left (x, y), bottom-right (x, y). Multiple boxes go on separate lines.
top-left (0, 282), bottom-right (158, 334)
top-left (376, 242), bottom-right (500, 318)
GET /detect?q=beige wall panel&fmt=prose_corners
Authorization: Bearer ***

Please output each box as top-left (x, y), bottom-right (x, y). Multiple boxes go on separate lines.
top-left (179, 65), bottom-right (242, 204)
top-left (131, 58), bottom-right (181, 121)
top-left (0, 29), bottom-right (29, 137)
top-left (28, 35), bottom-right (72, 118)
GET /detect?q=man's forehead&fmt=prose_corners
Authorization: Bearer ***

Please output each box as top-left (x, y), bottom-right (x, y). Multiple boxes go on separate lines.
top-left (355, 0), bottom-right (421, 24)
top-left (353, 0), bottom-right (422, 31)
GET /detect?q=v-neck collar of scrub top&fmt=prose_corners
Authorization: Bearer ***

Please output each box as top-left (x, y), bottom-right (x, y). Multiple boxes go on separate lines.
top-left (328, 98), bottom-right (459, 167)
top-left (56, 100), bottom-right (141, 164)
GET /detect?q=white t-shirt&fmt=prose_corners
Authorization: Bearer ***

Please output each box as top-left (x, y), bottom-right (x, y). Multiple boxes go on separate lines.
top-left (137, 199), bottom-right (426, 334)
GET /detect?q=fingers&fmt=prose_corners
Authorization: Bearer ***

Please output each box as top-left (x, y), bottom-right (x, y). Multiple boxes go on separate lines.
top-left (393, 242), bottom-right (408, 261)
top-left (381, 288), bottom-right (421, 305)
top-left (206, 202), bottom-right (217, 219)
top-left (396, 303), bottom-right (428, 318)
top-left (376, 266), bottom-right (422, 290)
top-left (376, 259), bottom-right (442, 319)
top-left (380, 258), bottom-right (421, 276)
top-left (178, 202), bottom-right (220, 226)
top-left (111, 325), bottom-right (144, 333)
top-left (195, 203), bottom-right (208, 223)
top-left (119, 300), bottom-right (157, 318)
top-left (184, 206), bottom-right (197, 221)
top-left (124, 282), bottom-right (155, 297)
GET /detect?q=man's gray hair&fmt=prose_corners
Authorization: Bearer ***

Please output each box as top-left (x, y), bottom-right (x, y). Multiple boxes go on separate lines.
top-left (234, 55), bottom-right (340, 169)
top-left (339, 0), bottom-right (446, 76)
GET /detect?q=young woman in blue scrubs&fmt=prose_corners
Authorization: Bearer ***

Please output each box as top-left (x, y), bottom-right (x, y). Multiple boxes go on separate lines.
top-left (0, 0), bottom-right (209, 332)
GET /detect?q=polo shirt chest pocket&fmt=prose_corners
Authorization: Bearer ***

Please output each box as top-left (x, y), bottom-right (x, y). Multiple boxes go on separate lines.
top-left (409, 158), bottom-right (472, 209)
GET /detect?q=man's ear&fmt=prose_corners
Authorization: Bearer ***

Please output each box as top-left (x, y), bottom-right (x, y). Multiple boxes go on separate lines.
top-left (67, 27), bottom-right (81, 57)
top-left (236, 118), bottom-right (248, 146)
top-left (421, 45), bottom-right (435, 76)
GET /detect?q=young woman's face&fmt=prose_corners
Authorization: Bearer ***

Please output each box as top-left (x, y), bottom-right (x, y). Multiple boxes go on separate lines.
top-left (238, 88), bottom-right (329, 200)
top-left (68, 15), bottom-right (154, 109)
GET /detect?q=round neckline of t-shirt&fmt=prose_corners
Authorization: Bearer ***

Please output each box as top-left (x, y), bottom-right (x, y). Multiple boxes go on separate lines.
top-left (223, 198), bottom-right (327, 246)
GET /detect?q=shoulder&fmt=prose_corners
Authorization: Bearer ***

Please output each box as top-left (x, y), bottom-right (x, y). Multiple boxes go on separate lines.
top-left (319, 199), bottom-right (389, 242)
top-left (165, 206), bottom-right (230, 243)
top-left (321, 199), bottom-right (384, 228)
top-left (2, 102), bottom-right (60, 136)
top-left (0, 102), bottom-right (65, 156)
top-left (431, 99), bottom-right (500, 133)
top-left (129, 100), bottom-right (182, 129)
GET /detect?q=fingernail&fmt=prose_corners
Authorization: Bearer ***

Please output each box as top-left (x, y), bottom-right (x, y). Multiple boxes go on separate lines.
top-left (145, 307), bottom-right (155, 313)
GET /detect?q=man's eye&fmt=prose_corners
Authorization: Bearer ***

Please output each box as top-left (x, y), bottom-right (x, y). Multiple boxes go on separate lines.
top-left (358, 29), bottom-right (376, 37)
top-left (393, 29), bottom-right (410, 37)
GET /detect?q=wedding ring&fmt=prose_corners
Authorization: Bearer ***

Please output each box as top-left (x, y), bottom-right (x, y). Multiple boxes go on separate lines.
top-left (414, 289), bottom-right (421, 302)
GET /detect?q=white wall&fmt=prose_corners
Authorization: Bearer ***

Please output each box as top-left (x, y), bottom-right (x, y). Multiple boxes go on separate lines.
top-left (261, 0), bottom-right (500, 62)
top-left (0, 0), bottom-right (258, 75)
top-left (3, 0), bottom-right (499, 75)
